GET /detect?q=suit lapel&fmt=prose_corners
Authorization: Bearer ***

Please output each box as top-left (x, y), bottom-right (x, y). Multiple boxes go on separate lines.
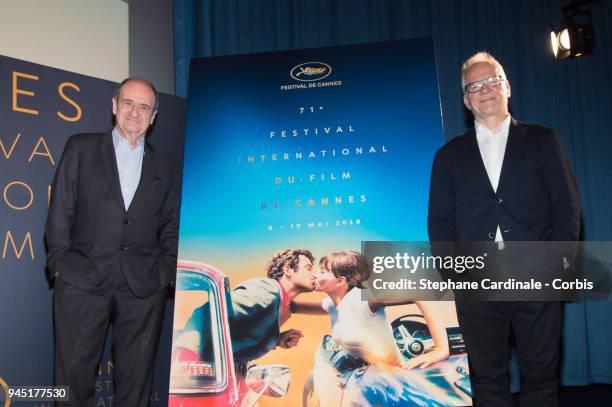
top-left (466, 128), bottom-right (496, 196)
top-left (100, 132), bottom-right (126, 212)
top-left (497, 118), bottom-right (525, 193)
top-left (127, 142), bottom-right (155, 214)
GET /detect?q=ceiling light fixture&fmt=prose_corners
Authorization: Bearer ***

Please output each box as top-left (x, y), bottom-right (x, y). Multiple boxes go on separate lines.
top-left (550, 0), bottom-right (601, 61)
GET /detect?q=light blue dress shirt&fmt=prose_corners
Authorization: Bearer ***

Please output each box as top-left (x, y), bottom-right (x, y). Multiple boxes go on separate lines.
top-left (112, 128), bottom-right (144, 210)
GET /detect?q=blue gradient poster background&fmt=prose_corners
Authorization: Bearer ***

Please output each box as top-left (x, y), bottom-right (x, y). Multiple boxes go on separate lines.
top-left (180, 39), bottom-right (443, 259)
top-left (174, 39), bottom-right (469, 406)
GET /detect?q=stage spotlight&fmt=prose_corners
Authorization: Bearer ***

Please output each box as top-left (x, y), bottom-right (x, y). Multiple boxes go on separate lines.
top-left (550, 0), bottom-right (600, 61)
top-left (550, 28), bottom-right (570, 60)
top-left (550, 21), bottom-right (594, 60)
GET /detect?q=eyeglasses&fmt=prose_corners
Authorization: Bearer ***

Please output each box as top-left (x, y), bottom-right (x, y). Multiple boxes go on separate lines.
top-left (464, 75), bottom-right (505, 94)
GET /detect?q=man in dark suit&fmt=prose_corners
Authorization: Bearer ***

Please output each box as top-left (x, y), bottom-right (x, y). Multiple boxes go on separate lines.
top-left (45, 78), bottom-right (179, 406)
top-left (428, 52), bottom-right (580, 406)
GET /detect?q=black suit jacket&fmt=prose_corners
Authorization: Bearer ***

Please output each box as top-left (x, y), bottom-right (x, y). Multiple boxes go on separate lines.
top-left (45, 132), bottom-right (179, 297)
top-left (428, 119), bottom-right (580, 243)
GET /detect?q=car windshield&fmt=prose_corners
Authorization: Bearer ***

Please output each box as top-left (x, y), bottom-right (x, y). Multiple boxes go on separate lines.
top-left (169, 269), bottom-right (227, 393)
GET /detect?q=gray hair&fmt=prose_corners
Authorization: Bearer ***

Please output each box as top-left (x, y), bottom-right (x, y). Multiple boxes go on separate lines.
top-left (461, 52), bottom-right (507, 90)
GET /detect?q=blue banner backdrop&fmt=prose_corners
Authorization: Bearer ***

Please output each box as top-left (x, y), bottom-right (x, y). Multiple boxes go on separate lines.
top-left (0, 54), bottom-right (185, 406)
top-left (172, 39), bottom-right (472, 406)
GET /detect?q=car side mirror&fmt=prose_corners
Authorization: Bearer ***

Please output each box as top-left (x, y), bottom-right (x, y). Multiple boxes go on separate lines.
top-left (245, 364), bottom-right (291, 398)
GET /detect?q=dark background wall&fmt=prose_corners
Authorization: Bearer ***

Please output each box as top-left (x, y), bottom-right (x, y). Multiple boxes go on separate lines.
top-left (129, 0), bottom-right (176, 94)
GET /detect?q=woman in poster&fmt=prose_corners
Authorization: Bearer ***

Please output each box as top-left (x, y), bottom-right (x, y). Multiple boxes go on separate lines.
top-left (293, 250), bottom-right (451, 406)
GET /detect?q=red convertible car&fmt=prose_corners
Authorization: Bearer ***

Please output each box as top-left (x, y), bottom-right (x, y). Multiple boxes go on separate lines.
top-left (168, 261), bottom-right (290, 407)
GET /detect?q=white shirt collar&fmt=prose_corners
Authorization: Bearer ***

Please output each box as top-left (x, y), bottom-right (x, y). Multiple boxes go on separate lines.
top-left (475, 115), bottom-right (511, 139)
top-left (112, 127), bottom-right (145, 151)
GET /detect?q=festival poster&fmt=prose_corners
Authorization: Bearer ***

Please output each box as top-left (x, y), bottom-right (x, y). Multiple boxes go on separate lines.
top-left (169, 39), bottom-right (472, 406)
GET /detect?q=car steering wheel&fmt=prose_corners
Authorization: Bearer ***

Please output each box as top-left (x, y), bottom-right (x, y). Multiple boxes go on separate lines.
top-left (390, 314), bottom-right (433, 358)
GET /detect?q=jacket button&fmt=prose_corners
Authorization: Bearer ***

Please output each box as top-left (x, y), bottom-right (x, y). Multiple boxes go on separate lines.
top-left (496, 197), bottom-right (503, 205)
top-left (488, 232), bottom-right (494, 239)
top-left (120, 245), bottom-right (128, 251)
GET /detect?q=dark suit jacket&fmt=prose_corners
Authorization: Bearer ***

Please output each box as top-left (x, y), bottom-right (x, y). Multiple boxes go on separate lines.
top-left (428, 118), bottom-right (580, 243)
top-left (181, 277), bottom-right (281, 366)
top-left (228, 278), bottom-right (281, 365)
top-left (45, 132), bottom-right (179, 297)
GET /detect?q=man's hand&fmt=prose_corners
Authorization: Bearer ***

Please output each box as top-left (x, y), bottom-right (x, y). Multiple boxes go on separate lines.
top-left (277, 329), bottom-right (304, 349)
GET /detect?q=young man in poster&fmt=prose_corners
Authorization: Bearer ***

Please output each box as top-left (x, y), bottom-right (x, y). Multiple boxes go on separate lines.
top-left (428, 52), bottom-right (580, 406)
top-left (229, 248), bottom-right (316, 364)
top-left (176, 249), bottom-right (315, 365)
